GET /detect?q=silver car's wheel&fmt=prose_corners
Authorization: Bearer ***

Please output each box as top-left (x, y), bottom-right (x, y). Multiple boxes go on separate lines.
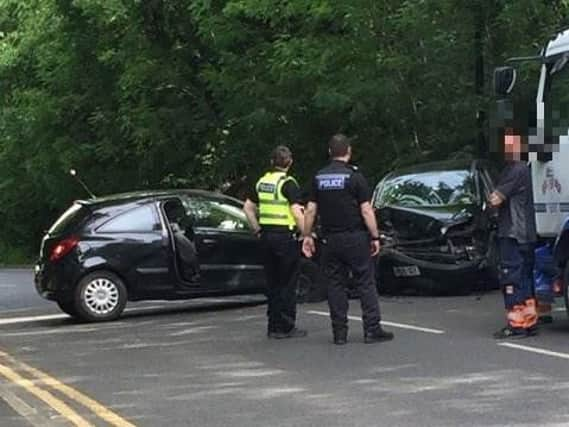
top-left (75, 271), bottom-right (127, 322)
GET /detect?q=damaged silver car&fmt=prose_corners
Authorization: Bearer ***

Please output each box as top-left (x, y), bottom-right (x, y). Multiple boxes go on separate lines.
top-left (373, 160), bottom-right (499, 294)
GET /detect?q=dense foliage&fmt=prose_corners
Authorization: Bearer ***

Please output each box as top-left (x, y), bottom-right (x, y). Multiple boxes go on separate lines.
top-left (0, 0), bottom-right (567, 261)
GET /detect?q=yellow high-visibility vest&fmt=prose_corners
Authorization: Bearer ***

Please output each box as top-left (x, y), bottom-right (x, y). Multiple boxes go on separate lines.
top-left (256, 171), bottom-right (297, 229)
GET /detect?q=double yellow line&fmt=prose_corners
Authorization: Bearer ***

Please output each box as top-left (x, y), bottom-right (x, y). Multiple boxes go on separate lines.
top-left (0, 349), bottom-right (136, 426)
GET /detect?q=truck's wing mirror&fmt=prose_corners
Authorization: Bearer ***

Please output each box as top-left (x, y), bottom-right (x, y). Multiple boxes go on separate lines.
top-left (494, 66), bottom-right (517, 96)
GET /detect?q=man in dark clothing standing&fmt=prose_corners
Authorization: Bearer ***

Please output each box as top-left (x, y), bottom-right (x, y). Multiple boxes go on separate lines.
top-left (302, 134), bottom-right (394, 345)
top-left (489, 130), bottom-right (538, 339)
top-left (243, 146), bottom-right (307, 339)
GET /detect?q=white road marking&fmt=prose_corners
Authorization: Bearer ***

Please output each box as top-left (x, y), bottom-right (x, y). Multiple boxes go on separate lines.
top-left (498, 342), bottom-right (569, 360)
top-left (0, 307), bottom-right (172, 326)
top-left (307, 310), bottom-right (446, 335)
top-left (0, 307), bottom-right (44, 314)
top-left (0, 314), bottom-right (67, 326)
top-left (0, 298), bottom-right (263, 327)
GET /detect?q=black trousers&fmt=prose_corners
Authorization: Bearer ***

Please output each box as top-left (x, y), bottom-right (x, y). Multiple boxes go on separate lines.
top-left (322, 230), bottom-right (382, 333)
top-left (261, 231), bottom-right (300, 333)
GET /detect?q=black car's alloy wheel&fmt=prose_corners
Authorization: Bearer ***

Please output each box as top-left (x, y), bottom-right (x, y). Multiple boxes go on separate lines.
top-left (74, 271), bottom-right (127, 322)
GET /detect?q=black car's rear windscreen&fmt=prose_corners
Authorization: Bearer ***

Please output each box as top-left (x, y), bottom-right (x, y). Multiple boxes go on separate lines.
top-left (48, 203), bottom-right (90, 235)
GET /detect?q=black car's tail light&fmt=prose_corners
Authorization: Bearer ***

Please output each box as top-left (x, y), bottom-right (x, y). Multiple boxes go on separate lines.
top-left (50, 236), bottom-right (79, 262)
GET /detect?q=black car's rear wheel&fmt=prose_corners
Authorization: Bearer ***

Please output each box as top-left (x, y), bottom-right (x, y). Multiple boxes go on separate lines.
top-left (74, 271), bottom-right (127, 322)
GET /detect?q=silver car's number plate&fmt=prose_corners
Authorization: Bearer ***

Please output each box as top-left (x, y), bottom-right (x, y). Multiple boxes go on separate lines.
top-left (393, 266), bottom-right (421, 277)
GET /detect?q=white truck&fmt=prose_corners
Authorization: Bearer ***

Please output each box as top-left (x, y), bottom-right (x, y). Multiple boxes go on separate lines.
top-left (494, 28), bottom-right (569, 311)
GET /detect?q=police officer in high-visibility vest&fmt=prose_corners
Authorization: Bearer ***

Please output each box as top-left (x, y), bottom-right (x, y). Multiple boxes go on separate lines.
top-left (302, 134), bottom-right (394, 345)
top-left (243, 146), bottom-right (307, 339)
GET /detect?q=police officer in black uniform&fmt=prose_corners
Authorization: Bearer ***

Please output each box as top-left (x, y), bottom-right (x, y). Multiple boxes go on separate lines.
top-left (302, 134), bottom-right (394, 345)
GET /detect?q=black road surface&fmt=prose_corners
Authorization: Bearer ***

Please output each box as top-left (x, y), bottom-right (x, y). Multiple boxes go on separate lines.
top-left (1, 269), bottom-right (569, 427)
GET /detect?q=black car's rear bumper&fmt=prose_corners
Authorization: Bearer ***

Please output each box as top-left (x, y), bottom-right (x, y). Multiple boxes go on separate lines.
top-left (34, 260), bottom-right (78, 301)
top-left (378, 247), bottom-right (487, 292)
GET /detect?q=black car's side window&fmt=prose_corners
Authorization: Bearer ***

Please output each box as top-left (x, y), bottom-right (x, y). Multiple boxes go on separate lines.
top-left (183, 197), bottom-right (249, 231)
top-left (97, 205), bottom-right (159, 233)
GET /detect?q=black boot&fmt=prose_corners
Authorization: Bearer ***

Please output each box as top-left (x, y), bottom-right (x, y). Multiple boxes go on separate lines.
top-left (269, 327), bottom-right (308, 339)
top-left (333, 329), bottom-right (348, 345)
top-left (364, 327), bottom-right (394, 344)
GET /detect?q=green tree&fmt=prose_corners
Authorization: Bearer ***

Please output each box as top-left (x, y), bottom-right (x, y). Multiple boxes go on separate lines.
top-left (0, 0), bottom-right (567, 260)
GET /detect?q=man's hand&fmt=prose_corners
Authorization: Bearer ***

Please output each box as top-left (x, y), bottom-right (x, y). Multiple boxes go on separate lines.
top-left (243, 199), bottom-right (261, 234)
top-left (488, 191), bottom-right (504, 208)
top-left (302, 235), bottom-right (316, 258)
top-left (360, 202), bottom-right (382, 253)
top-left (370, 240), bottom-right (380, 257)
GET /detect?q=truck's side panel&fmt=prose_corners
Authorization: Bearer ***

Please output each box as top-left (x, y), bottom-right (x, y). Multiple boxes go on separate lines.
top-left (531, 142), bottom-right (569, 237)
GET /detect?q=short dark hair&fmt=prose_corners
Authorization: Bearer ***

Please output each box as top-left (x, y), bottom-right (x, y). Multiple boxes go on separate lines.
top-left (328, 134), bottom-right (351, 157)
top-left (271, 145), bottom-right (293, 168)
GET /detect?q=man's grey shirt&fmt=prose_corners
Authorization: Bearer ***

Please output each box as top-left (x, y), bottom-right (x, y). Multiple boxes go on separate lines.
top-left (495, 161), bottom-right (537, 244)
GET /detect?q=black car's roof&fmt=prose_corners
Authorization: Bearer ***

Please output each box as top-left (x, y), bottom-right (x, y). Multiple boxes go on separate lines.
top-left (385, 159), bottom-right (480, 179)
top-left (77, 189), bottom-right (241, 209)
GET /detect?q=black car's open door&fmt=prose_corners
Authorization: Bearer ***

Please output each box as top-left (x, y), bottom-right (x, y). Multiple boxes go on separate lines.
top-left (182, 194), bottom-right (265, 292)
top-left (193, 228), bottom-right (265, 291)
top-left (160, 198), bottom-right (203, 289)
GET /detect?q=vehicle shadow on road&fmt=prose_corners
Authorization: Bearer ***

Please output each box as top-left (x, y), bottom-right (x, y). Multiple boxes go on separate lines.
top-left (120, 299), bottom-right (268, 322)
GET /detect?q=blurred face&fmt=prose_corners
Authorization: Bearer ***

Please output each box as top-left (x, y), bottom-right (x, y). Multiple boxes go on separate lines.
top-left (504, 132), bottom-right (522, 161)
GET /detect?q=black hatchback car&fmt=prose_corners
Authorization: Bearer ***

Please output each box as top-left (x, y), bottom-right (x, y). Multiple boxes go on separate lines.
top-left (373, 160), bottom-right (499, 294)
top-left (35, 190), bottom-right (266, 321)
